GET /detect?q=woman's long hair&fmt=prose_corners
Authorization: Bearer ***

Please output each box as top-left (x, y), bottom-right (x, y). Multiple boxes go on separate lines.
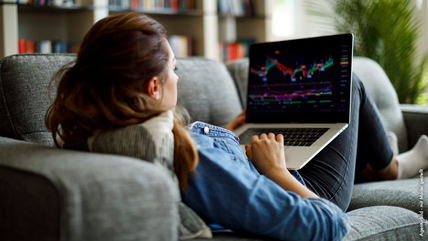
top-left (45, 12), bottom-right (198, 190)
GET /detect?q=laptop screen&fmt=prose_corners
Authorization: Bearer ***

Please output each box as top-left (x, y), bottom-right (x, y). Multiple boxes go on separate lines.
top-left (246, 33), bottom-right (353, 123)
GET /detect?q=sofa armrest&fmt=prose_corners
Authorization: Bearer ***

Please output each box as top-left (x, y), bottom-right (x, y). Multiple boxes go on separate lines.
top-left (400, 104), bottom-right (428, 148)
top-left (0, 137), bottom-right (178, 241)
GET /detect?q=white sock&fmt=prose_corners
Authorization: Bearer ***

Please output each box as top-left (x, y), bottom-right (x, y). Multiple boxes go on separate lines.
top-left (387, 132), bottom-right (399, 156)
top-left (396, 135), bottom-right (428, 179)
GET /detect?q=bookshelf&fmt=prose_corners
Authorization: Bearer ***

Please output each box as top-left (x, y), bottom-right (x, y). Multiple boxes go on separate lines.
top-left (0, 0), bottom-right (272, 61)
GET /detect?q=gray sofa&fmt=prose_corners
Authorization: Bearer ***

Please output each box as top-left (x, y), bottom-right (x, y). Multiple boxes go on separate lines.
top-left (0, 54), bottom-right (427, 241)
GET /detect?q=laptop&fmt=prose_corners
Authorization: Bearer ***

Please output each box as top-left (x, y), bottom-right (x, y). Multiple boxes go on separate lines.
top-left (234, 33), bottom-right (354, 170)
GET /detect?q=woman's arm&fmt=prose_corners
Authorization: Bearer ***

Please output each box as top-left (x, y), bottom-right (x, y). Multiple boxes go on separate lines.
top-left (182, 133), bottom-right (350, 241)
top-left (223, 109), bottom-right (246, 132)
top-left (245, 133), bottom-right (318, 199)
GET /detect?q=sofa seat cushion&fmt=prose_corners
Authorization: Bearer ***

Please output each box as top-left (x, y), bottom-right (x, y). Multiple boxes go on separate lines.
top-left (192, 206), bottom-right (427, 241)
top-left (348, 175), bottom-right (428, 218)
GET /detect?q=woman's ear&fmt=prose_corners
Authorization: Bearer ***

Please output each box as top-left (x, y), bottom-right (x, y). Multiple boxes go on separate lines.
top-left (147, 77), bottom-right (160, 101)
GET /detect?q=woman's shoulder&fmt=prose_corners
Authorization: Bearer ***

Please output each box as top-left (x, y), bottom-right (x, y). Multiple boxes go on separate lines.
top-left (186, 121), bottom-right (240, 146)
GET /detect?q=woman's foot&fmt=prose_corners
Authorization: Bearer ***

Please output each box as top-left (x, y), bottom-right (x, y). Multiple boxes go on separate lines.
top-left (387, 132), bottom-right (399, 156)
top-left (356, 160), bottom-right (398, 183)
top-left (396, 135), bottom-right (428, 179)
top-left (376, 158), bottom-right (398, 180)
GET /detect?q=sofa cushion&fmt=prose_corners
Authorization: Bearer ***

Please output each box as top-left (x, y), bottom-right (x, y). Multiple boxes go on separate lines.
top-left (192, 206), bottom-right (427, 241)
top-left (0, 137), bottom-right (178, 241)
top-left (0, 54), bottom-right (77, 147)
top-left (343, 206), bottom-right (427, 240)
top-left (348, 176), bottom-right (428, 219)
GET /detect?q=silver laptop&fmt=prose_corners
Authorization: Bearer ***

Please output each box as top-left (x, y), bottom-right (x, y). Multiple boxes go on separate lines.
top-left (234, 33), bottom-right (354, 170)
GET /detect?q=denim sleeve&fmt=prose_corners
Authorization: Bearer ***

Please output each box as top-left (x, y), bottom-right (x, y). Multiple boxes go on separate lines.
top-left (181, 137), bottom-right (351, 241)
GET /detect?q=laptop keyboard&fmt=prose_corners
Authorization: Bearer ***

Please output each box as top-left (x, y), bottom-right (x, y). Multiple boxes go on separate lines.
top-left (238, 128), bottom-right (329, 146)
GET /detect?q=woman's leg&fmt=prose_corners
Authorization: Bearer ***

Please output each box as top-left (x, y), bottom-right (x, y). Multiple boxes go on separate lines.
top-left (297, 73), bottom-right (394, 211)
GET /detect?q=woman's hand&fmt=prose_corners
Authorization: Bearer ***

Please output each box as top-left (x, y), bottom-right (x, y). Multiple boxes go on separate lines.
top-left (245, 133), bottom-right (286, 175)
top-left (224, 109), bottom-right (246, 132)
top-left (245, 133), bottom-right (318, 199)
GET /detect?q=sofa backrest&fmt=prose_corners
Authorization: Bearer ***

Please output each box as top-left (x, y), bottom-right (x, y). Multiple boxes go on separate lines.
top-left (175, 57), bottom-right (242, 126)
top-left (0, 54), bottom-right (242, 146)
top-left (226, 57), bottom-right (409, 152)
top-left (0, 54), bottom-right (76, 146)
top-left (352, 57), bottom-right (408, 152)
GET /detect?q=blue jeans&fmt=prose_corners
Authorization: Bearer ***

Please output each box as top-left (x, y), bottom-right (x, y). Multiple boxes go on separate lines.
top-left (298, 73), bottom-right (394, 211)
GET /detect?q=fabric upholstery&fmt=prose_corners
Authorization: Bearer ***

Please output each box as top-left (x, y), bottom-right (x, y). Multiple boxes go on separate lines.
top-left (225, 59), bottom-right (249, 109)
top-left (401, 104), bottom-right (428, 149)
top-left (0, 54), bottom-right (76, 147)
top-left (0, 137), bottom-right (178, 241)
top-left (348, 176), bottom-right (428, 218)
top-left (192, 206), bottom-right (427, 241)
top-left (0, 163), bottom-right (60, 241)
top-left (225, 57), bottom-right (409, 152)
top-left (344, 206), bottom-right (427, 240)
top-left (176, 57), bottom-right (243, 127)
top-left (352, 57), bottom-right (409, 152)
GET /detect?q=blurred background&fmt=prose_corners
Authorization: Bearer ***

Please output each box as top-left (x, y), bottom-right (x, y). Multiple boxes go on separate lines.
top-left (270, 0), bottom-right (428, 105)
top-left (3, 0), bottom-right (428, 105)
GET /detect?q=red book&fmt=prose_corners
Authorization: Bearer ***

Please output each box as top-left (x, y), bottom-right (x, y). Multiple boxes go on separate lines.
top-left (228, 42), bottom-right (239, 61)
top-left (131, 0), bottom-right (138, 10)
top-left (25, 40), bottom-right (35, 53)
top-left (170, 0), bottom-right (177, 11)
top-left (18, 38), bottom-right (25, 54)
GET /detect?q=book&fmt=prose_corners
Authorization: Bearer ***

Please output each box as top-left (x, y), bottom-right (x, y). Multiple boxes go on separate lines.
top-left (18, 39), bottom-right (25, 54)
top-left (25, 40), bottom-right (35, 53)
top-left (18, 38), bottom-right (77, 54)
top-left (169, 35), bottom-right (192, 57)
top-left (219, 38), bottom-right (255, 62)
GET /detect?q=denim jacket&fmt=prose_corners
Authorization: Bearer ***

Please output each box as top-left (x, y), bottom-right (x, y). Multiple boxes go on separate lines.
top-left (182, 122), bottom-right (350, 241)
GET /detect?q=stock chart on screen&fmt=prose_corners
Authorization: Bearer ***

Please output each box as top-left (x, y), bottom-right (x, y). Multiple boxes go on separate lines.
top-left (247, 46), bottom-right (350, 115)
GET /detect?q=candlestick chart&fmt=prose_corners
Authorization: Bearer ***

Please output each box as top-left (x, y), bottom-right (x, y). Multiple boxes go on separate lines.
top-left (250, 55), bottom-right (333, 82)
top-left (248, 54), bottom-right (334, 106)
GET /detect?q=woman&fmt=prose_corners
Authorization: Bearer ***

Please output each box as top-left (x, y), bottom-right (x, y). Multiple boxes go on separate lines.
top-left (45, 13), bottom-right (428, 241)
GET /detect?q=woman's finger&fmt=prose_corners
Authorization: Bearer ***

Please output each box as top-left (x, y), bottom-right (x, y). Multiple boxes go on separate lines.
top-left (260, 133), bottom-right (268, 139)
top-left (268, 133), bottom-right (275, 139)
top-left (276, 134), bottom-right (284, 143)
top-left (251, 135), bottom-right (260, 143)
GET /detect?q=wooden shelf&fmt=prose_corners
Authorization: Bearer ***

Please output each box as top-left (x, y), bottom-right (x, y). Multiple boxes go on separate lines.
top-left (0, 0), bottom-right (272, 61)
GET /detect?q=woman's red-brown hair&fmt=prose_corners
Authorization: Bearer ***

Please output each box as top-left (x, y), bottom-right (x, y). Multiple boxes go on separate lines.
top-left (45, 12), bottom-right (198, 190)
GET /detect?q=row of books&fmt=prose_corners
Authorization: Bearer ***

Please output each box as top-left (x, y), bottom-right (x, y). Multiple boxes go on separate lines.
top-left (18, 39), bottom-right (78, 54)
top-left (16, 0), bottom-right (253, 16)
top-left (219, 38), bottom-right (255, 62)
top-left (16, 0), bottom-right (89, 6)
top-left (218, 0), bottom-right (254, 17)
top-left (109, 0), bottom-right (200, 12)
top-left (169, 35), bottom-right (192, 57)
top-left (18, 36), bottom-right (253, 61)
